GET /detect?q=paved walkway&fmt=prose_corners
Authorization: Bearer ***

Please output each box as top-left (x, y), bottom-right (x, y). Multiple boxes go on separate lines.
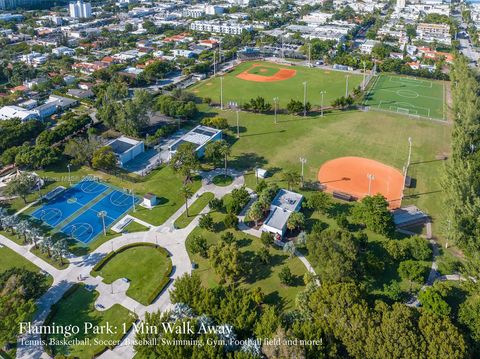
top-left (2, 168), bottom-right (319, 359)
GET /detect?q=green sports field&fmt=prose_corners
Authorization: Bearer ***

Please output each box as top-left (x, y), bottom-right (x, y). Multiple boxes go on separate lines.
top-left (190, 61), bottom-right (363, 107)
top-left (364, 74), bottom-right (446, 120)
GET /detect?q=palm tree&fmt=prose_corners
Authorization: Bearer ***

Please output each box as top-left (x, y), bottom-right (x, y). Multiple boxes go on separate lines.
top-left (28, 227), bottom-right (42, 249)
top-left (281, 170), bottom-right (301, 191)
top-left (218, 142), bottom-right (231, 177)
top-left (40, 237), bottom-right (54, 258)
top-left (53, 239), bottom-right (68, 265)
top-left (16, 220), bottom-right (29, 244)
top-left (181, 185), bottom-right (193, 217)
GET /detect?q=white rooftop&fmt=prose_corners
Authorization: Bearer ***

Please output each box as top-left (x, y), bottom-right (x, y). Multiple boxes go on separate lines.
top-left (0, 106), bottom-right (36, 121)
top-left (271, 189), bottom-right (303, 213)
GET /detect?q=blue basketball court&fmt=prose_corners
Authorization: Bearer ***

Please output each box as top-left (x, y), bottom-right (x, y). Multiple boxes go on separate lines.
top-left (60, 190), bottom-right (139, 243)
top-left (31, 180), bottom-right (108, 226)
top-left (31, 179), bottom-right (139, 244)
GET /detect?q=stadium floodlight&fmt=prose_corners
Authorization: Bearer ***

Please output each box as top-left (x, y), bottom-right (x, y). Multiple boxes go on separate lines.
top-left (67, 163), bottom-right (72, 186)
top-left (367, 173), bottom-right (375, 195)
top-left (220, 76), bottom-right (224, 110)
top-left (273, 97), bottom-right (279, 124)
top-left (345, 75), bottom-right (350, 97)
top-left (300, 157), bottom-right (307, 187)
top-left (320, 91), bottom-right (326, 117)
top-left (303, 82), bottom-right (307, 117)
top-left (98, 210), bottom-right (107, 236)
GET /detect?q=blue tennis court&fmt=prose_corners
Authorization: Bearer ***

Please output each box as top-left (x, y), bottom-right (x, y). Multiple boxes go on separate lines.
top-left (31, 179), bottom-right (107, 226)
top-left (60, 189), bottom-right (140, 244)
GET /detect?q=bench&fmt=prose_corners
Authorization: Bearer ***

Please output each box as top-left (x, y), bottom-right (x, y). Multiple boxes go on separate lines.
top-left (333, 191), bottom-right (354, 202)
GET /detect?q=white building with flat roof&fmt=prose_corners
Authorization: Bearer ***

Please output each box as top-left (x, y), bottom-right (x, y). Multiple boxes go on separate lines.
top-left (107, 136), bottom-right (145, 167)
top-left (168, 125), bottom-right (222, 158)
top-left (261, 189), bottom-right (304, 239)
top-left (0, 106), bottom-right (37, 121)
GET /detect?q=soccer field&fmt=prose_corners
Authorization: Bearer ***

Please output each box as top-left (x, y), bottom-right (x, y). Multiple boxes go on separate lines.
top-left (363, 74), bottom-right (446, 120)
top-left (189, 61), bottom-right (363, 107)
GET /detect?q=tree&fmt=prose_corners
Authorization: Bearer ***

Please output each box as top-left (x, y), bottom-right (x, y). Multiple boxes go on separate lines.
top-left (190, 235), bottom-right (209, 258)
top-left (92, 146), bottom-right (117, 171)
top-left (247, 201), bottom-right (263, 226)
top-left (224, 213), bottom-right (238, 229)
top-left (254, 305), bottom-right (279, 339)
top-left (198, 213), bottom-right (214, 231)
top-left (352, 194), bottom-right (395, 237)
top-left (180, 185), bottom-right (193, 217)
top-left (220, 231), bottom-right (235, 244)
top-left (257, 246), bottom-right (271, 264)
top-left (209, 242), bottom-right (242, 283)
top-left (261, 231), bottom-right (273, 247)
top-left (398, 260), bottom-right (427, 290)
top-left (283, 241), bottom-right (296, 258)
top-left (418, 287), bottom-right (451, 316)
top-left (201, 117), bottom-right (228, 129)
top-left (281, 170), bottom-right (301, 191)
top-left (407, 236), bottom-right (432, 261)
top-left (286, 212), bottom-right (305, 232)
top-left (306, 192), bottom-right (331, 213)
top-left (459, 294), bottom-right (480, 347)
top-left (209, 198), bottom-right (223, 212)
top-left (4, 172), bottom-right (36, 204)
top-left (205, 140), bottom-right (230, 173)
top-left (219, 141), bottom-right (231, 177)
top-left (336, 213), bottom-right (349, 229)
top-left (279, 266), bottom-right (294, 286)
top-left (171, 142), bottom-right (199, 183)
top-left (169, 273), bottom-right (205, 306)
top-left (63, 135), bottom-right (102, 167)
top-left (243, 96), bottom-right (271, 113)
top-left (307, 228), bottom-right (360, 283)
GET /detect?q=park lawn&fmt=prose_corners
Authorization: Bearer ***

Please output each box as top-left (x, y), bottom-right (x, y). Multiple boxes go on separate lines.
top-left (186, 211), bottom-right (306, 310)
top-left (190, 61), bottom-right (362, 107)
top-left (91, 245), bottom-right (172, 305)
top-left (123, 221), bottom-right (149, 233)
top-left (196, 105), bottom-right (450, 238)
top-left (0, 245), bottom-right (53, 286)
top-left (45, 286), bottom-right (135, 358)
top-left (174, 192), bottom-right (214, 229)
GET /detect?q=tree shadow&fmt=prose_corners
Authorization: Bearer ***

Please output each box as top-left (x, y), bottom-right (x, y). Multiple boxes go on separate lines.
top-left (236, 237), bottom-right (252, 248)
top-left (263, 290), bottom-right (286, 310)
top-left (327, 202), bottom-right (352, 218)
top-left (229, 152), bottom-right (268, 171)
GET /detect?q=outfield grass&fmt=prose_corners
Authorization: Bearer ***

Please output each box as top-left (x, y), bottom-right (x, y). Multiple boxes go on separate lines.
top-left (91, 245), bottom-right (172, 305)
top-left (364, 74), bottom-right (445, 120)
top-left (45, 286), bottom-right (135, 357)
top-left (174, 192), bottom-right (214, 229)
top-left (197, 105), bottom-right (450, 236)
top-left (190, 61), bottom-right (363, 107)
top-left (186, 209), bottom-right (306, 309)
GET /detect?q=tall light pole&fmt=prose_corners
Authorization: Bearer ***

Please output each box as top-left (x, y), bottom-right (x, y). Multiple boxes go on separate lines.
top-left (130, 189), bottom-right (136, 212)
top-left (407, 137), bottom-right (413, 168)
top-left (98, 210), bottom-right (107, 236)
top-left (67, 163), bottom-right (72, 186)
top-left (345, 75), bottom-right (350, 97)
top-left (220, 76), bottom-right (224, 110)
top-left (273, 97), bottom-right (279, 124)
top-left (213, 51), bottom-right (216, 76)
top-left (303, 81), bottom-right (307, 117)
top-left (308, 42), bottom-right (311, 67)
top-left (300, 157), bottom-right (307, 187)
top-left (236, 109), bottom-right (240, 138)
top-left (362, 61), bottom-right (366, 91)
top-left (367, 173), bottom-right (375, 196)
top-left (320, 91), bottom-right (326, 117)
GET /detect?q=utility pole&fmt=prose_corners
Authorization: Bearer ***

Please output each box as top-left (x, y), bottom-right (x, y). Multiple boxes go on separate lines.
top-left (407, 137), bottom-right (413, 168)
top-left (273, 97), bottom-right (279, 124)
top-left (130, 189), bottom-right (136, 212)
top-left (220, 76), bottom-right (224, 110)
top-left (213, 51), bottom-right (216, 76)
top-left (345, 75), bottom-right (350, 97)
top-left (303, 81), bottom-right (307, 117)
top-left (367, 173), bottom-right (375, 195)
top-left (300, 157), bottom-right (307, 187)
top-left (320, 91), bottom-right (326, 117)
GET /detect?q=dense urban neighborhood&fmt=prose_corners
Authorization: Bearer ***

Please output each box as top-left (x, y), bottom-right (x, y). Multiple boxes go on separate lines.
top-left (1, 0), bottom-right (480, 358)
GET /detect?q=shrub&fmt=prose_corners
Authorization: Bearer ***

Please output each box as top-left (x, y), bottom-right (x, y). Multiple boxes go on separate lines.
top-left (190, 235), bottom-right (209, 258)
top-left (221, 231), bottom-right (235, 244)
top-left (198, 213), bottom-right (214, 231)
top-left (279, 266), bottom-right (294, 286)
top-left (224, 212), bottom-right (239, 229)
top-left (209, 197), bottom-right (224, 212)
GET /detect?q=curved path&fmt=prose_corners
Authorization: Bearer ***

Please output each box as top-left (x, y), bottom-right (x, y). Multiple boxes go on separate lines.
top-left (1, 168), bottom-right (317, 359)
